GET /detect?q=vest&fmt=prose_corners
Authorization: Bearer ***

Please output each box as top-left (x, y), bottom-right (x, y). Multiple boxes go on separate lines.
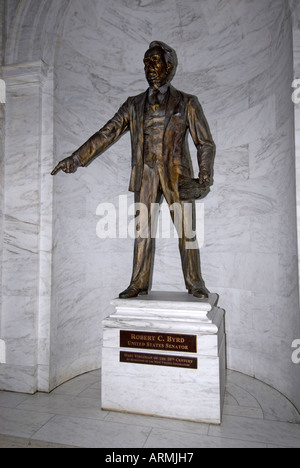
top-left (143, 91), bottom-right (168, 168)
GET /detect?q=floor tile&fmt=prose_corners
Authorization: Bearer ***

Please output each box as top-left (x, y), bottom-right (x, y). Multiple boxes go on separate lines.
top-left (225, 382), bottom-right (261, 409)
top-left (208, 415), bottom-right (300, 448)
top-left (0, 369), bottom-right (299, 448)
top-left (78, 381), bottom-right (101, 399)
top-left (144, 428), bottom-right (267, 448)
top-left (16, 393), bottom-right (108, 420)
top-left (0, 434), bottom-right (77, 448)
top-left (223, 404), bottom-right (264, 419)
top-left (51, 372), bottom-right (100, 396)
top-left (105, 411), bottom-right (209, 436)
top-left (227, 372), bottom-right (300, 423)
top-left (0, 407), bottom-right (54, 438)
top-left (0, 391), bottom-right (29, 409)
top-left (32, 415), bottom-right (152, 448)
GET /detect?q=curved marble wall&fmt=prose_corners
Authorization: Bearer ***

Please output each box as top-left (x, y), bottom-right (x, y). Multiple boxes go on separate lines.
top-left (1, 0), bottom-right (299, 410)
top-left (0, 0), bottom-right (4, 363)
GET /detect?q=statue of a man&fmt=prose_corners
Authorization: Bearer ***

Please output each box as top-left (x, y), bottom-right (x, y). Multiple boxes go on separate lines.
top-left (52, 41), bottom-right (215, 299)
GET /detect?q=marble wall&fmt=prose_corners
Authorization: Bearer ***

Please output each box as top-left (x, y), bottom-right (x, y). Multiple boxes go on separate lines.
top-left (0, 61), bottom-right (52, 392)
top-left (0, 0), bottom-right (4, 364)
top-left (0, 0), bottom-right (300, 411)
top-left (291, 0), bottom-right (300, 300)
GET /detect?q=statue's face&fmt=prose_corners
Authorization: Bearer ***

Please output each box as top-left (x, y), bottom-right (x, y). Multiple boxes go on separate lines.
top-left (144, 46), bottom-right (172, 89)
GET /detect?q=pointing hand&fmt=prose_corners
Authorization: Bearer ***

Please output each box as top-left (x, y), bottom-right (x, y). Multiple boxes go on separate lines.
top-left (51, 155), bottom-right (81, 175)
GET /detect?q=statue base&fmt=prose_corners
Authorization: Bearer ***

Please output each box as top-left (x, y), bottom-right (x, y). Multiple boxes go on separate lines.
top-left (101, 292), bottom-right (226, 424)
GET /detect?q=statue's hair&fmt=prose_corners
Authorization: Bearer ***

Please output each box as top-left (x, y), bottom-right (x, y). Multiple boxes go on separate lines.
top-left (148, 41), bottom-right (178, 80)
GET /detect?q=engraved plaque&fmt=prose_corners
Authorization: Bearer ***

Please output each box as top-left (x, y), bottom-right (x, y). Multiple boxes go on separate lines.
top-left (120, 331), bottom-right (197, 353)
top-left (120, 351), bottom-right (198, 369)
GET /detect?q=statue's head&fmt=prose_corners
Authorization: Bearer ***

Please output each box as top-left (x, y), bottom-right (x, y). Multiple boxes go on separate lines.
top-left (144, 41), bottom-right (178, 89)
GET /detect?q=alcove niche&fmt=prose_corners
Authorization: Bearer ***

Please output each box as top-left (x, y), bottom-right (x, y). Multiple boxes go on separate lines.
top-left (0, 0), bottom-right (299, 413)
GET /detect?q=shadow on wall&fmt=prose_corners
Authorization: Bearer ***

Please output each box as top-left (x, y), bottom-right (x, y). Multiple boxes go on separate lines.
top-left (0, 0), bottom-right (299, 413)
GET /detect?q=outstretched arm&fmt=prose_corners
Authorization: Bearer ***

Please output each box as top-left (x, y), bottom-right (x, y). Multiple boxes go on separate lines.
top-left (51, 98), bottom-right (130, 175)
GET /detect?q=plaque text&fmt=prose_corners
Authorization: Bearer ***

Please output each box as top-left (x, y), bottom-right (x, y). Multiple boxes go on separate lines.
top-left (120, 351), bottom-right (198, 369)
top-left (120, 331), bottom-right (197, 353)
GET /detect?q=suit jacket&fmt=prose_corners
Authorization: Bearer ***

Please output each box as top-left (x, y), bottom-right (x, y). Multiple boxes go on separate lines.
top-left (74, 85), bottom-right (215, 193)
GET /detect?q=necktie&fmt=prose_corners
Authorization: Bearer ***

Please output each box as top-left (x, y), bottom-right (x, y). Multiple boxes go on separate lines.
top-left (150, 89), bottom-right (160, 107)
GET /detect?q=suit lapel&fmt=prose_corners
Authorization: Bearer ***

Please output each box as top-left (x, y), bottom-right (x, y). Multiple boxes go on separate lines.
top-left (130, 91), bottom-right (147, 189)
top-left (164, 85), bottom-right (181, 133)
top-left (134, 91), bottom-right (147, 154)
top-left (136, 91), bottom-right (147, 126)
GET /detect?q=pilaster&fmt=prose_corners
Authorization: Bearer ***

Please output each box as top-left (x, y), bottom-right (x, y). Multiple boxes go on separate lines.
top-left (0, 61), bottom-right (54, 393)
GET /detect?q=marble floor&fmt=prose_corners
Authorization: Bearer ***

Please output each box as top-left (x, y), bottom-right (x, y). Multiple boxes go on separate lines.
top-left (0, 370), bottom-right (299, 448)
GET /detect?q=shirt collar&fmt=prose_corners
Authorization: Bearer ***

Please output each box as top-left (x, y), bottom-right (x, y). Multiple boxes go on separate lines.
top-left (149, 83), bottom-right (169, 96)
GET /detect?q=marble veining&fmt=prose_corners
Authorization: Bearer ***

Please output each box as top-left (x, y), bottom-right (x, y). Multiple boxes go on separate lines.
top-left (102, 295), bottom-right (225, 424)
top-left (1, 369), bottom-right (300, 448)
top-left (0, 0), bottom-right (299, 414)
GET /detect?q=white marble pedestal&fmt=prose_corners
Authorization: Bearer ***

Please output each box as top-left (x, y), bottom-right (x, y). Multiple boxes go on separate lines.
top-left (101, 292), bottom-right (226, 424)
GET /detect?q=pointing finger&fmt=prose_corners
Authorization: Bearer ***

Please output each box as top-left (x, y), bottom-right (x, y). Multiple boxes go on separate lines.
top-left (51, 162), bottom-right (64, 176)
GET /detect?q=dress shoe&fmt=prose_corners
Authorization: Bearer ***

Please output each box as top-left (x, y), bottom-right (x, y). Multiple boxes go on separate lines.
top-left (119, 286), bottom-right (148, 299)
top-left (188, 287), bottom-right (210, 299)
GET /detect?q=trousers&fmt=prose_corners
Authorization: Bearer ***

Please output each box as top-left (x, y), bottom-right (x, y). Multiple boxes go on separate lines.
top-left (130, 162), bottom-right (206, 292)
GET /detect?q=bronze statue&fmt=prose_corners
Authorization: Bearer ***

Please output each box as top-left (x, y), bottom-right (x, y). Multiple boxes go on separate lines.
top-left (52, 41), bottom-right (215, 299)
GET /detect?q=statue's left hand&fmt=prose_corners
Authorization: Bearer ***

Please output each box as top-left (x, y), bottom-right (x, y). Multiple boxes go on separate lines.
top-left (199, 170), bottom-right (211, 188)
